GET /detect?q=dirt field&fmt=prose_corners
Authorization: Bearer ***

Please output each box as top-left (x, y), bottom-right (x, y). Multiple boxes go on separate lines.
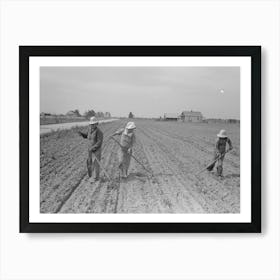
top-left (40, 119), bottom-right (240, 213)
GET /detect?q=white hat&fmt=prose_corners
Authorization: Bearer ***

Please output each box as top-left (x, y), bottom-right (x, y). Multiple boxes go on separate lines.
top-left (89, 116), bottom-right (98, 125)
top-left (217, 129), bottom-right (227, 138)
top-left (125, 121), bottom-right (136, 130)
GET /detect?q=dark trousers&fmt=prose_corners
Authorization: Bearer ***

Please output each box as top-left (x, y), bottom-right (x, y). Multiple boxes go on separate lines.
top-left (87, 149), bottom-right (101, 178)
top-left (207, 151), bottom-right (225, 175)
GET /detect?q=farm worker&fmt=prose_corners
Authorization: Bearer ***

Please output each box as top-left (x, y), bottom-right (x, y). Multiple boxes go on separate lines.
top-left (206, 129), bottom-right (233, 176)
top-left (78, 116), bottom-right (103, 181)
top-left (112, 121), bottom-right (136, 178)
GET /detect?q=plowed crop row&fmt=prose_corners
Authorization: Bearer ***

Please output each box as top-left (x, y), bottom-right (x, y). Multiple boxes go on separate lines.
top-left (40, 119), bottom-right (240, 213)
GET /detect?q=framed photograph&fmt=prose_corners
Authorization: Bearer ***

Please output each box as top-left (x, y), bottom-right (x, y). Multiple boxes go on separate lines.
top-left (20, 46), bottom-right (261, 233)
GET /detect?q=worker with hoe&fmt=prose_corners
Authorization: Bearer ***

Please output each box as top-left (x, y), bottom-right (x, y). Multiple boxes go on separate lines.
top-left (207, 129), bottom-right (233, 177)
top-left (112, 122), bottom-right (136, 178)
top-left (78, 116), bottom-right (103, 181)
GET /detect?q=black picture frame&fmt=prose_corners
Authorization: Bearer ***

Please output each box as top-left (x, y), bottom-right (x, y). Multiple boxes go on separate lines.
top-left (20, 46), bottom-right (261, 233)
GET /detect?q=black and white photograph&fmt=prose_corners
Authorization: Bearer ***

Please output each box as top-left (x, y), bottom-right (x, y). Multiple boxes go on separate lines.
top-left (3, 1), bottom-right (280, 279)
top-left (40, 66), bottom-right (240, 214)
top-left (20, 46), bottom-right (261, 232)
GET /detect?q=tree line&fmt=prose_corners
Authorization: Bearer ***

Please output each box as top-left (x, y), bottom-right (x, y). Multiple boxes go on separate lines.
top-left (41, 110), bottom-right (135, 119)
top-left (75, 110), bottom-right (111, 118)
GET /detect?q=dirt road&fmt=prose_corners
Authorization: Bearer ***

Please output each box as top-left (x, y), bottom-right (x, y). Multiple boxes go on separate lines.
top-left (40, 118), bottom-right (119, 134)
top-left (40, 119), bottom-right (240, 213)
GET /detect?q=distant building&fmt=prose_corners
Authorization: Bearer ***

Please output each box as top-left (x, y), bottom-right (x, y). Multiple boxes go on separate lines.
top-left (226, 119), bottom-right (240, 124)
top-left (163, 113), bottom-right (180, 121)
top-left (181, 110), bottom-right (203, 122)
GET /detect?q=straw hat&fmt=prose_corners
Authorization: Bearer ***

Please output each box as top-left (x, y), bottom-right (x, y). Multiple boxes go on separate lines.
top-left (217, 129), bottom-right (227, 138)
top-left (89, 116), bottom-right (98, 125)
top-left (125, 122), bottom-right (136, 130)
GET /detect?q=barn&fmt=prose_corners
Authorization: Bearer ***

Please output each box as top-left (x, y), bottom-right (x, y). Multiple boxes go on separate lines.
top-left (181, 110), bottom-right (203, 122)
top-left (163, 113), bottom-right (180, 121)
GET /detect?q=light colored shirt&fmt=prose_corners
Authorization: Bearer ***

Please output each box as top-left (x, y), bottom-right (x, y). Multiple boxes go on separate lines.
top-left (114, 128), bottom-right (136, 150)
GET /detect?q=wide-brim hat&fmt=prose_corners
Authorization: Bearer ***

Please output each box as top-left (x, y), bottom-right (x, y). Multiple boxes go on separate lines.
top-left (125, 121), bottom-right (136, 130)
top-left (89, 116), bottom-right (98, 125)
top-left (217, 129), bottom-right (227, 138)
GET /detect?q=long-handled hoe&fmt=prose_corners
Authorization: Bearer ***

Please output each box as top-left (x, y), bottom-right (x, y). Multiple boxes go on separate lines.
top-left (110, 136), bottom-right (155, 179)
top-left (78, 131), bottom-right (114, 183)
top-left (92, 153), bottom-right (113, 183)
top-left (195, 150), bottom-right (229, 176)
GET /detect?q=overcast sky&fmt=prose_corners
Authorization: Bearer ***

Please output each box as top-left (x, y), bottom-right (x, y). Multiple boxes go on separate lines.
top-left (40, 66), bottom-right (240, 119)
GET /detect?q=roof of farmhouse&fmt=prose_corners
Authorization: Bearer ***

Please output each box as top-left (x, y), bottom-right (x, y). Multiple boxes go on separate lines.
top-left (164, 113), bottom-right (180, 118)
top-left (182, 111), bottom-right (203, 117)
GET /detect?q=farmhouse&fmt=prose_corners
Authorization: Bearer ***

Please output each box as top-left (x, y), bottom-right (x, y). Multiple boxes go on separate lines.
top-left (163, 113), bottom-right (180, 121)
top-left (181, 110), bottom-right (203, 122)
